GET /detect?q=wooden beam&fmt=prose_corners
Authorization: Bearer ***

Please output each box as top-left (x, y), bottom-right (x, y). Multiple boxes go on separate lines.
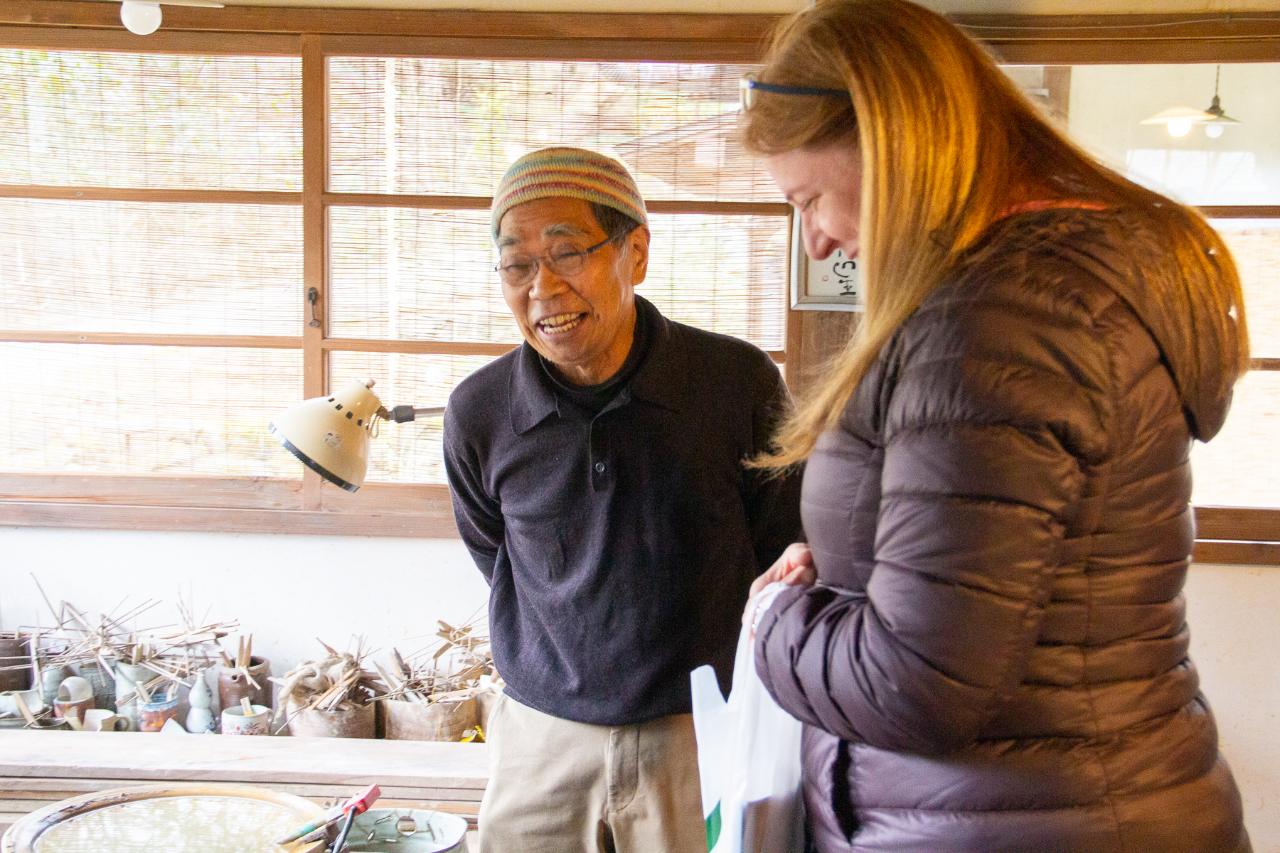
top-left (1201, 206), bottom-right (1280, 219)
top-left (323, 339), bottom-right (516, 357)
top-left (0, 2), bottom-right (777, 41)
top-left (0, 729), bottom-right (487, 789)
top-left (316, 34), bottom-right (764, 63)
top-left (1194, 540), bottom-right (1280, 566)
top-left (301, 34), bottom-right (328, 511)
top-left (0, 501), bottom-right (457, 538)
top-left (0, 186), bottom-right (300, 205)
top-left (952, 12), bottom-right (1280, 43)
top-left (0, 332), bottom-right (300, 349)
top-left (0, 477), bottom-right (459, 537)
top-left (0, 474), bottom-right (304, 509)
top-left (0, 24), bottom-right (298, 54)
top-left (1194, 506), bottom-right (1280, 543)
top-left (988, 39), bottom-right (1280, 65)
top-left (325, 194), bottom-right (789, 217)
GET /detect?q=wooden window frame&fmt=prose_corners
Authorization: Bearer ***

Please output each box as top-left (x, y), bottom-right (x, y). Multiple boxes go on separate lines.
top-left (0, 2), bottom-right (1278, 562)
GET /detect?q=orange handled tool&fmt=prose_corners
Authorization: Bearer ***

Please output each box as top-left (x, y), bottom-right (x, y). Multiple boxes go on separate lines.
top-left (275, 783), bottom-right (381, 847)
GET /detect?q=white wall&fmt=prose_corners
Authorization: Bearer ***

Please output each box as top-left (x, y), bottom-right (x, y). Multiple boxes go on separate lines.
top-left (1185, 564), bottom-right (1280, 853)
top-left (0, 527), bottom-right (1275, 849)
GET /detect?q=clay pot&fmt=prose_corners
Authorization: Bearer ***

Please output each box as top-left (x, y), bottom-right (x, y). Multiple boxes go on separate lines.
top-left (284, 699), bottom-right (376, 738)
top-left (218, 657), bottom-right (271, 712)
top-left (381, 696), bottom-right (478, 741)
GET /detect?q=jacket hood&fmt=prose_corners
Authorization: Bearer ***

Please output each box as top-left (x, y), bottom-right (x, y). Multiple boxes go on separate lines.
top-left (990, 207), bottom-right (1239, 441)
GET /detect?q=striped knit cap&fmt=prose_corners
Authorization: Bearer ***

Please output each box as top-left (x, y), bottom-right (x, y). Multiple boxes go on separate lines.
top-left (491, 147), bottom-right (648, 239)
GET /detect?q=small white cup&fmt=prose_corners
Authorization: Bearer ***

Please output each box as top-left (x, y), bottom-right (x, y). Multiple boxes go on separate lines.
top-left (221, 703), bottom-right (271, 735)
top-left (82, 708), bottom-right (131, 732)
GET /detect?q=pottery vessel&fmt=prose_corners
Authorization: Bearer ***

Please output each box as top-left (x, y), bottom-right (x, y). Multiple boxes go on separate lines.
top-left (217, 656), bottom-right (271, 712)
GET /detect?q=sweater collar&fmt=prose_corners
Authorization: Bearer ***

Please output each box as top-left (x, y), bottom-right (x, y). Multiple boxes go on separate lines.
top-left (508, 295), bottom-right (684, 435)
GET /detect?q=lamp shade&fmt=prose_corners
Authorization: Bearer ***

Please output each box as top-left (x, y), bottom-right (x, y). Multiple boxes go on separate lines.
top-left (1139, 105), bottom-right (1217, 138)
top-left (269, 379), bottom-right (386, 492)
top-left (120, 1), bottom-right (162, 35)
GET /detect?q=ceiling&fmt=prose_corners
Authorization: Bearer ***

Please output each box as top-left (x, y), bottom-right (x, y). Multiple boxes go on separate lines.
top-left (188, 0), bottom-right (1280, 16)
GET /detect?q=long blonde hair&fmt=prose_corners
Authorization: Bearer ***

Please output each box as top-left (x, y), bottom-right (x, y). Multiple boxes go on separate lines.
top-left (744, 0), bottom-right (1249, 467)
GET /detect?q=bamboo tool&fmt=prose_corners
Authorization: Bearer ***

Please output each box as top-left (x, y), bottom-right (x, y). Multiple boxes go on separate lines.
top-left (12, 692), bottom-right (38, 727)
top-left (15, 579), bottom-right (236, 699)
top-left (275, 783), bottom-right (381, 847)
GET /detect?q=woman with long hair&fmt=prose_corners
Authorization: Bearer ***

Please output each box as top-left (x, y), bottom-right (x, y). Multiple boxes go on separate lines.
top-left (740, 1), bottom-right (1251, 850)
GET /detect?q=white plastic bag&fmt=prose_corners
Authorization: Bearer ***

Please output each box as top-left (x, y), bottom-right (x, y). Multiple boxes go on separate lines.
top-left (691, 583), bottom-right (805, 853)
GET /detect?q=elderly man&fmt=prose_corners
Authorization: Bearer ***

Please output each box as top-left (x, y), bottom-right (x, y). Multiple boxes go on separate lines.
top-left (443, 146), bottom-right (801, 853)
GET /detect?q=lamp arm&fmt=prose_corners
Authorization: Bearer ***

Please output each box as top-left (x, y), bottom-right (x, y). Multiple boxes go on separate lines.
top-left (379, 405), bottom-right (447, 424)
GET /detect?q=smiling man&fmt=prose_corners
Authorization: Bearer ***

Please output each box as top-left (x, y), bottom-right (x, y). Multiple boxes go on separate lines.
top-left (443, 147), bottom-right (801, 853)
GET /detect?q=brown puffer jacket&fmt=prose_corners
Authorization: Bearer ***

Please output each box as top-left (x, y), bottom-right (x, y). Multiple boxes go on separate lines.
top-left (756, 206), bottom-right (1248, 852)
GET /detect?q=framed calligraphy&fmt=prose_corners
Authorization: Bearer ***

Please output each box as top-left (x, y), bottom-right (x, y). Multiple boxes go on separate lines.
top-left (789, 217), bottom-right (864, 312)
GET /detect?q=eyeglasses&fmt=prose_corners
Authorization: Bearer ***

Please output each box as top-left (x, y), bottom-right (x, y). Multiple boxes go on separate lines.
top-left (494, 232), bottom-right (624, 287)
top-left (739, 72), bottom-right (848, 111)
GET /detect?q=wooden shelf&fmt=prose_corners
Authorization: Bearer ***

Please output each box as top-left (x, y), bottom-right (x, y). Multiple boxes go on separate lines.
top-left (0, 730), bottom-right (488, 837)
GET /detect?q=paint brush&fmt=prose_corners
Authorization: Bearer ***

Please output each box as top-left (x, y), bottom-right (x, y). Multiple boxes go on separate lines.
top-left (275, 783), bottom-right (381, 846)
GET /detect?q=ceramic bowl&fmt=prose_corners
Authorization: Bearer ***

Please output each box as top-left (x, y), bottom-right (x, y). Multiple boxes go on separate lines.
top-left (56, 675), bottom-right (94, 703)
top-left (345, 808), bottom-right (469, 852)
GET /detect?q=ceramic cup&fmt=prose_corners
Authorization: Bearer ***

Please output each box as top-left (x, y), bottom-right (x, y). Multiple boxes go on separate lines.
top-left (83, 708), bottom-right (132, 732)
top-left (221, 703), bottom-right (271, 735)
top-left (56, 675), bottom-right (94, 703)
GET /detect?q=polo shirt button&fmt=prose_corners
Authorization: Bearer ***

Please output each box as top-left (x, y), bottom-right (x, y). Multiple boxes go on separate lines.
top-left (594, 461), bottom-right (606, 473)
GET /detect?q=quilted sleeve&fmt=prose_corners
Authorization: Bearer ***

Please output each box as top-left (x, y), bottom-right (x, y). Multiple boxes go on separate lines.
top-left (755, 276), bottom-right (1114, 755)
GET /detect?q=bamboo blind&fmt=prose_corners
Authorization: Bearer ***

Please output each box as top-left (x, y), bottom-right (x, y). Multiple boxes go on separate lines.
top-left (328, 209), bottom-right (788, 349)
top-left (326, 57), bottom-right (776, 202)
top-left (0, 49), bottom-right (301, 190)
top-left (0, 45), bottom-right (794, 486)
top-left (0, 343), bottom-right (300, 477)
top-left (0, 199), bottom-right (302, 335)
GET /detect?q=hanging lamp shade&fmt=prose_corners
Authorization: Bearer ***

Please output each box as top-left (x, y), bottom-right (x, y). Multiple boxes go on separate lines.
top-left (269, 379), bottom-right (386, 492)
top-left (1139, 105), bottom-right (1216, 137)
top-left (1140, 66), bottom-right (1242, 139)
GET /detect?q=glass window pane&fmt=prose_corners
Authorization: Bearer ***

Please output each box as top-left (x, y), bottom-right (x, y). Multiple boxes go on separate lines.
top-left (1192, 370), bottom-right (1280, 507)
top-left (1059, 63), bottom-right (1279, 206)
top-left (329, 352), bottom-right (493, 484)
top-left (0, 199), bottom-right (302, 336)
top-left (329, 209), bottom-right (788, 350)
top-left (328, 57), bottom-right (776, 202)
top-left (0, 344), bottom-right (301, 477)
top-left (0, 50), bottom-right (301, 190)
top-left (1212, 219), bottom-right (1280, 360)
top-left (329, 208), bottom-right (510, 343)
top-left (645, 214), bottom-right (788, 351)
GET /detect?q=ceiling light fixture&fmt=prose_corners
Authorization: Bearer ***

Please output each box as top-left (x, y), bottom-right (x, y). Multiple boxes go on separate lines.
top-left (1140, 65), bottom-right (1243, 140)
top-left (120, 0), bottom-right (225, 37)
top-left (1200, 65), bottom-right (1241, 139)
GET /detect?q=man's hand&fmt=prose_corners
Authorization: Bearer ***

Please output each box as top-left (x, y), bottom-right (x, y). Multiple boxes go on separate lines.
top-left (743, 542), bottom-right (815, 633)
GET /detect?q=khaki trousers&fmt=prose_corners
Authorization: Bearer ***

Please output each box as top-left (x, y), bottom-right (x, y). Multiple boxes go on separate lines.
top-left (478, 693), bottom-right (706, 853)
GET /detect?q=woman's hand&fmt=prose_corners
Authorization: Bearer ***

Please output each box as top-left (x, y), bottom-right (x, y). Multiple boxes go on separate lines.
top-left (743, 542), bottom-right (816, 634)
